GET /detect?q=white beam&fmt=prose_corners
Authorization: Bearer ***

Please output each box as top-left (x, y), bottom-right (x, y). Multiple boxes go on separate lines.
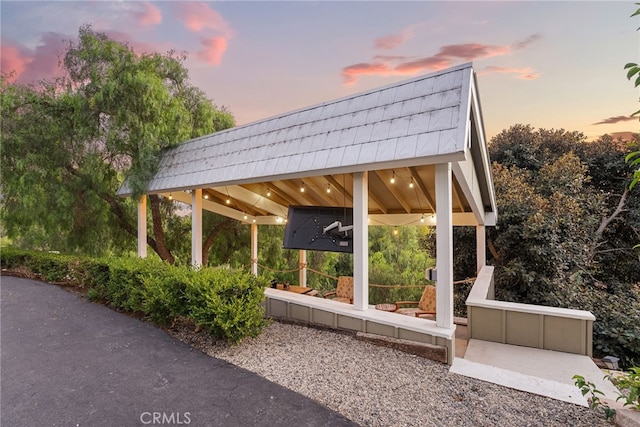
top-left (353, 171), bottom-right (369, 311)
top-left (476, 225), bottom-right (486, 274)
top-left (451, 158), bottom-right (484, 225)
top-left (192, 189), bottom-right (203, 267)
top-left (137, 195), bottom-right (147, 258)
top-left (251, 223), bottom-right (258, 276)
top-left (435, 163), bottom-right (454, 329)
top-left (299, 250), bottom-right (307, 287)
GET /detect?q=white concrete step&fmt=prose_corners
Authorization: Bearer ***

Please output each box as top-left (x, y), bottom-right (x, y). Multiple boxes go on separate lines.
top-left (450, 339), bottom-right (620, 406)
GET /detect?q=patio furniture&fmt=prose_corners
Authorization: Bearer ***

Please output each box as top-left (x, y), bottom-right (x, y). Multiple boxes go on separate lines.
top-left (394, 285), bottom-right (436, 319)
top-left (323, 276), bottom-right (353, 304)
top-left (375, 303), bottom-right (397, 312)
top-left (273, 284), bottom-right (318, 295)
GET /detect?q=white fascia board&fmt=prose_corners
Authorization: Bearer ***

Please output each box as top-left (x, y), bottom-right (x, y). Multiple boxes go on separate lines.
top-left (451, 157), bottom-right (485, 225)
top-left (469, 74), bottom-right (498, 220)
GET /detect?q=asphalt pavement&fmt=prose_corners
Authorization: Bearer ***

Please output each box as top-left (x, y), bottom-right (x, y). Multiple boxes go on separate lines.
top-left (0, 276), bottom-right (357, 426)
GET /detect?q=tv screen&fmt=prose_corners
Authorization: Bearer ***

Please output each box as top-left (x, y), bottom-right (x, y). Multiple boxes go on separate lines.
top-left (283, 206), bottom-right (353, 253)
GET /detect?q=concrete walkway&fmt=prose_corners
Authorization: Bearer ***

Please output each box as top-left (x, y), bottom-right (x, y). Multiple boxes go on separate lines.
top-left (1, 276), bottom-right (356, 427)
top-left (450, 339), bottom-right (620, 406)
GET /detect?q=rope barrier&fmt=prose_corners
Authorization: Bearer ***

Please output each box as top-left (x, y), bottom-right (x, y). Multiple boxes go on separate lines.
top-left (251, 263), bottom-right (476, 288)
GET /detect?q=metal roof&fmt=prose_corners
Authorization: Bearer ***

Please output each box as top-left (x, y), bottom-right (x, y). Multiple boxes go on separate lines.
top-left (118, 62), bottom-right (497, 226)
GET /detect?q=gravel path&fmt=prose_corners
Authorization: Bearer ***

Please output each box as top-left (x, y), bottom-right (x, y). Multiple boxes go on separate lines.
top-left (169, 320), bottom-right (609, 427)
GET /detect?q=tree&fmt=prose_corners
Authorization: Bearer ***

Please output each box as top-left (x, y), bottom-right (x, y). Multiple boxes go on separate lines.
top-left (624, 5), bottom-right (640, 190)
top-left (1, 26), bottom-right (234, 261)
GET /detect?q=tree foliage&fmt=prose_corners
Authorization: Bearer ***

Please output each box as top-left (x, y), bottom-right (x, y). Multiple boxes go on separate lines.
top-left (1, 26), bottom-right (234, 260)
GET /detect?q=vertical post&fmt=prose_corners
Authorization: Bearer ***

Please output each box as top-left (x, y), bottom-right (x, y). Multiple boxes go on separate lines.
top-left (251, 223), bottom-right (258, 276)
top-left (137, 195), bottom-right (147, 258)
top-left (299, 249), bottom-right (307, 287)
top-left (353, 171), bottom-right (369, 311)
top-left (476, 225), bottom-right (486, 274)
top-left (435, 163), bottom-right (454, 329)
top-left (191, 189), bottom-right (203, 267)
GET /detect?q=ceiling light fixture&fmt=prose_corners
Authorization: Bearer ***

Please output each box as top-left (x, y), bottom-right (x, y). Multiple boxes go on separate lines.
top-left (300, 181), bottom-right (305, 193)
top-left (409, 178), bottom-right (414, 189)
top-left (266, 188), bottom-right (271, 197)
top-left (326, 183), bottom-right (331, 194)
top-left (390, 171), bottom-right (396, 184)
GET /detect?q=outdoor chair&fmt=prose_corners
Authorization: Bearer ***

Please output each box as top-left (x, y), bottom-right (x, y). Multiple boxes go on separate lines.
top-left (323, 276), bottom-right (353, 304)
top-left (394, 285), bottom-right (436, 319)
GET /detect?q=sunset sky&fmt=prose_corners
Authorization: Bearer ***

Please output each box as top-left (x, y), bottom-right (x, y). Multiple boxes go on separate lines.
top-left (1, 1), bottom-right (638, 142)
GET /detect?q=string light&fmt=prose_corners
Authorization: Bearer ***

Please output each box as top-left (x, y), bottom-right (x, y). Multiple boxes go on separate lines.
top-left (420, 214), bottom-right (425, 223)
top-left (326, 183), bottom-right (331, 193)
top-left (409, 178), bottom-right (414, 189)
top-left (168, 194), bottom-right (173, 200)
top-left (226, 198), bottom-right (231, 204)
top-left (252, 216), bottom-right (257, 223)
top-left (300, 181), bottom-right (305, 193)
top-left (390, 171), bottom-right (396, 184)
top-left (203, 194), bottom-right (209, 200)
top-left (266, 188), bottom-right (271, 197)
top-left (243, 212), bottom-right (248, 220)
top-left (392, 227), bottom-right (399, 236)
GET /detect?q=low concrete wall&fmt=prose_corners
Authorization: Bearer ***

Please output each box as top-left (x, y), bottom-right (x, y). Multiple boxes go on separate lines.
top-left (263, 288), bottom-right (456, 364)
top-left (466, 266), bottom-right (595, 356)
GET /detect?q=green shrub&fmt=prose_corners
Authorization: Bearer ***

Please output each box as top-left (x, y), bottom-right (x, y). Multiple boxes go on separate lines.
top-left (141, 266), bottom-right (190, 325)
top-left (0, 247), bottom-right (270, 344)
top-left (608, 366), bottom-right (640, 410)
top-left (185, 267), bottom-right (268, 344)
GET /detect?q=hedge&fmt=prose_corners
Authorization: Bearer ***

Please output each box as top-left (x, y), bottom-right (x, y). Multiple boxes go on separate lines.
top-left (1, 247), bottom-right (269, 344)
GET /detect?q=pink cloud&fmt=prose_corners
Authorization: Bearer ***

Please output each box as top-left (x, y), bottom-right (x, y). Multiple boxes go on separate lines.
top-left (481, 66), bottom-right (541, 80)
top-left (437, 43), bottom-right (510, 60)
top-left (593, 115), bottom-right (637, 125)
top-left (1, 43), bottom-right (32, 80)
top-left (173, 2), bottom-right (232, 65)
top-left (342, 63), bottom-right (392, 85)
top-left (2, 33), bottom-right (67, 84)
top-left (134, 2), bottom-right (162, 27)
top-left (374, 30), bottom-right (412, 50)
top-left (197, 36), bottom-right (228, 65)
top-left (342, 34), bottom-right (542, 85)
top-left (175, 1), bottom-right (230, 34)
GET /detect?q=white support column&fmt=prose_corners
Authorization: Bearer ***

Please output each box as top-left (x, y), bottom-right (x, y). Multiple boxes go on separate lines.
top-left (435, 163), bottom-right (454, 329)
top-left (191, 189), bottom-right (203, 267)
top-left (137, 195), bottom-right (147, 258)
top-left (250, 223), bottom-right (258, 276)
top-left (299, 250), bottom-right (307, 287)
top-left (353, 171), bottom-right (369, 311)
top-left (476, 225), bottom-right (486, 274)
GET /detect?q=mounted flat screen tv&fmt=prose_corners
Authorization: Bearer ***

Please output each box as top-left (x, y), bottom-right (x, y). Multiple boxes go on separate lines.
top-left (283, 206), bottom-right (353, 253)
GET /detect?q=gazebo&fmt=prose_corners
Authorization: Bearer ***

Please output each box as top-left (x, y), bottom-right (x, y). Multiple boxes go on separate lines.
top-left (118, 62), bottom-right (497, 363)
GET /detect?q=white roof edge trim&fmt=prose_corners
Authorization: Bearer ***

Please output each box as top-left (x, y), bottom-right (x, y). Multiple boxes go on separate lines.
top-left (124, 151), bottom-right (468, 197)
top-left (470, 71), bottom-right (498, 220)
